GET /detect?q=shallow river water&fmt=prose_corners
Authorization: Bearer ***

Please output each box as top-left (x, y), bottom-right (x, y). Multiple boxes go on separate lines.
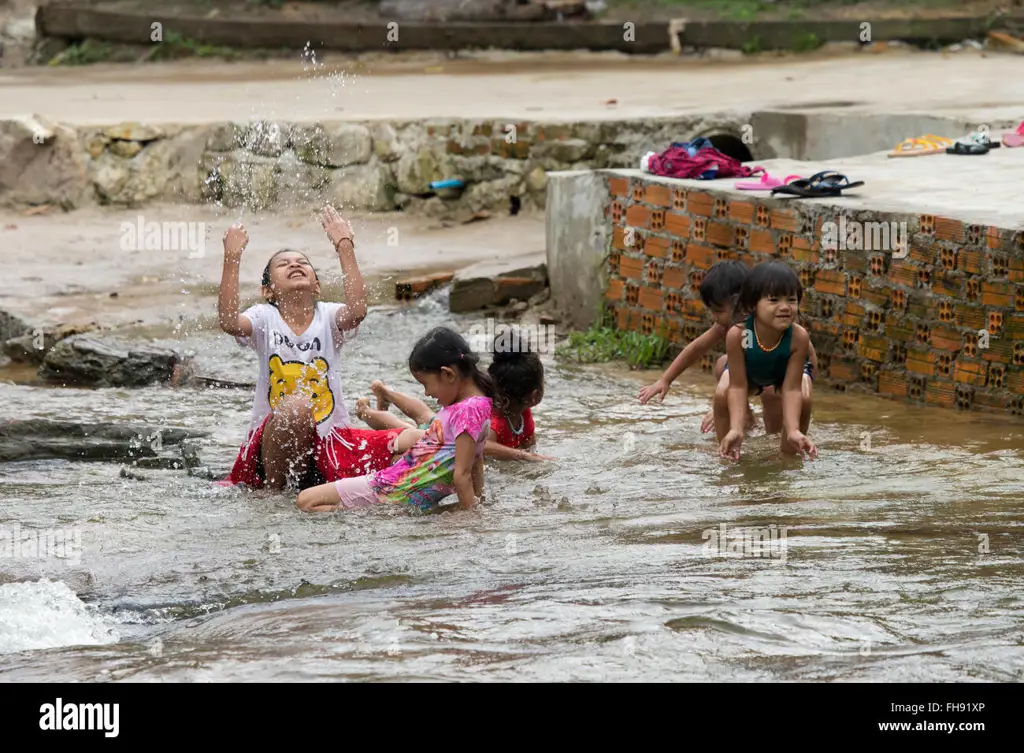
top-left (1, 290), bottom-right (1023, 682)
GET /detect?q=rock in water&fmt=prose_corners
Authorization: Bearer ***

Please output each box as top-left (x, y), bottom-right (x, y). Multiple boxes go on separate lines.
top-left (0, 419), bottom-right (208, 464)
top-left (38, 336), bottom-right (190, 388)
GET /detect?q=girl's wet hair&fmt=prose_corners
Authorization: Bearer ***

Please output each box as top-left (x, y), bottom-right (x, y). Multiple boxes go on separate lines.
top-left (408, 326), bottom-right (494, 398)
top-left (261, 249), bottom-right (318, 306)
top-left (488, 327), bottom-right (544, 416)
top-left (738, 260), bottom-right (802, 313)
top-left (699, 260), bottom-right (748, 311)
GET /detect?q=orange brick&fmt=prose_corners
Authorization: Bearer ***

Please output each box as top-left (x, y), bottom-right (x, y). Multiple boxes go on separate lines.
top-left (986, 226), bottom-right (1005, 249)
top-left (932, 275), bottom-right (961, 298)
top-left (878, 371), bottom-right (907, 398)
top-left (925, 382), bottom-right (956, 408)
top-left (982, 281), bottom-right (1013, 308)
top-left (813, 270), bottom-right (847, 297)
top-left (829, 359), bottom-right (857, 381)
top-left (749, 229), bottom-right (774, 254)
top-left (682, 298), bottom-right (705, 318)
top-left (770, 209), bottom-right (800, 232)
top-left (706, 221), bottom-right (732, 248)
top-left (605, 279), bottom-right (625, 302)
top-left (644, 235), bottom-right (670, 259)
top-left (662, 267), bottom-right (686, 291)
top-left (612, 225), bottom-right (628, 250)
top-left (887, 263), bottom-right (917, 288)
top-left (625, 205), bottom-right (651, 229)
top-left (908, 244), bottom-right (935, 266)
top-left (665, 212), bottom-right (691, 237)
top-left (931, 327), bottom-right (961, 352)
top-left (906, 351), bottom-right (935, 376)
top-left (620, 256), bottom-right (644, 280)
top-left (792, 241), bottom-right (819, 265)
top-left (616, 308), bottom-right (641, 332)
top-left (960, 249), bottom-right (983, 274)
top-left (686, 192), bottom-right (714, 217)
top-left (686, 244), bottom-right (716, 270)
top-left (729, 201), bottom-right (755, 225)
top-left (609, 177), bottom-right (630, 197)
top-left (639, 286), bottom-right (663, 311)
top-left (1009, 371), bottom-right (1024, 394)
top-left (1010, 257), bottom-right (1024, 283)
top-left (954, 361), bottom-right (987, 386)
top-left (645, 184), bottom-right (672, 207)
top-left (934, 217), bottom-right (964, 242)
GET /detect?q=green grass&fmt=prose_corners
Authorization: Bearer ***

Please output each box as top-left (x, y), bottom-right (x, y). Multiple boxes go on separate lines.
top-left (145, 30), bottom-right (241, 61)
top-left (555, 323), bottom-right (673, 371)
top-left (48, 39), bottom-right (116, 66)
top-left (791, 32), bottom-right (823, 52)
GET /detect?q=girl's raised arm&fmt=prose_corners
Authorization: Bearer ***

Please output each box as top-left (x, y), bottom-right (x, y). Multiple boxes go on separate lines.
top-left (218, 224), bottom-right (253, 337)
top-left (319, 206), bottom-right (367, 334)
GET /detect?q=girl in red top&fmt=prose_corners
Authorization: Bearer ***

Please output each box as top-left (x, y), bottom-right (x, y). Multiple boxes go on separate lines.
top-left (355, 332), bottom-right (553, 462)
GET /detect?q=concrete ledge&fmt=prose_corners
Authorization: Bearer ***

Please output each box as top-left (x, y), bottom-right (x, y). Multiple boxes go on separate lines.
top-left (36, 5), bottom-right (1024, 53)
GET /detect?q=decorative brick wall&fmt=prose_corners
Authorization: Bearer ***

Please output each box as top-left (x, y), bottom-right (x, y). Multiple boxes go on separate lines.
top-left (603, 174), bottom-right (1024, 417)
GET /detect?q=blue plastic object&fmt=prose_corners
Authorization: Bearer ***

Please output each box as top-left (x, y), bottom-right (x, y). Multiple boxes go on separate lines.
top-left (430, 179), bottom-right (465, 190)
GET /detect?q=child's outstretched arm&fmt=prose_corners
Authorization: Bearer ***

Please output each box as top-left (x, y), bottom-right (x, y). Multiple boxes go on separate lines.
top-left (217, 224), bottom-right (253, 338)
top-left (485, 439), bottom-right (555, 462)
top-left (781, 327), bottom-right (817, 459)
top-left (639, 323), bottom-right (726, 403)
top-left (719, 325), bottom-right (748, 460)
top-left (453, 433), bottom-right (479, 510)
top-left (319, 206), bottom-right (367, 334)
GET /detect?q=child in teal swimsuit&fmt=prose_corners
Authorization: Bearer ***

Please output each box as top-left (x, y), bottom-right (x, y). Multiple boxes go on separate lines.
top-left (716, 261), bottom-right (816, 461)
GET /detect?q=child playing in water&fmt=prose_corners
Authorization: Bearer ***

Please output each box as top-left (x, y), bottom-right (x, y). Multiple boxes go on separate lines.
top-left (218, 206), bottom-right (403, 491)
top-left (296, 326), bottom-right (493, 513)
top-left (717, 260), bottom-right (817, 461)
top-left (638, 259), bottom-right (816, 435)
top-left (355, 327), bottom-right (553, 462)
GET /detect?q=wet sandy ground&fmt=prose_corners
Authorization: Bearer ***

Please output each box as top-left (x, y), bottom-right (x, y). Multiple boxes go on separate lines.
top-left (4, 49), bottom-right (1024, 125)
top-left (0, 204), bottom-right (545, 330)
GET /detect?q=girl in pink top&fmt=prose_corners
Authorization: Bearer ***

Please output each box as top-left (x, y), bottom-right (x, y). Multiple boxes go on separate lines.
top-left (296, 327), bottom-right (493, 514)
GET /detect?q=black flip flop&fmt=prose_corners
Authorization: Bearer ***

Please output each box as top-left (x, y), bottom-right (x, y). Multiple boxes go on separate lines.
top-left (770, 170), bottom-right (864, 198)
top-left (946, 141), bottom-right (989, 155)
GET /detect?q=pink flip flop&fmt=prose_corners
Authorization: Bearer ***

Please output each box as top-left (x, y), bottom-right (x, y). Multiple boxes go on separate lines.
top-left (736, 173), bottom-right (802, 190)
top-left (1002, 121), bottom-right (1024, 148)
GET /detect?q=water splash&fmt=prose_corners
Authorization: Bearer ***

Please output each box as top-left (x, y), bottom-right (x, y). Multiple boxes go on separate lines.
top-left (0, 579), bottom-right (120, 655)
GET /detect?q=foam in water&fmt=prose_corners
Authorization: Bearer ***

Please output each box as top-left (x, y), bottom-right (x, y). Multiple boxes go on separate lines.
top-left (0, 579), bottom-right (119, 655)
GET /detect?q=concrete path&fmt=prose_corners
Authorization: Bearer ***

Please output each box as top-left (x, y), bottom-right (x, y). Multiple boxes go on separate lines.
top-left (3, 49), bottom-right (1024, 126)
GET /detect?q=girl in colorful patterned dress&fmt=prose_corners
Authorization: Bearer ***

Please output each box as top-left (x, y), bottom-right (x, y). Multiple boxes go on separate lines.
top-left (296, 327), bottom-right (493, 513)
top-left (352, 330), bottom-right (554, 462)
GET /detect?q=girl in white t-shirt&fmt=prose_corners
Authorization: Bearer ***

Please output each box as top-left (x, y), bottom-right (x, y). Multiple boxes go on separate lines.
top-left (217, 206), bottom-right (403, 491)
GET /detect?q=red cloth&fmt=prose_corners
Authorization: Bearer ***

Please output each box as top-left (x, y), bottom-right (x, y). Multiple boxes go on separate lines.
top-left (227, 417), bottom-right (402, 489)
top-left (490, 408), bottom-right (535, 449)
top-left (645, 141), bottom-right (763, 180)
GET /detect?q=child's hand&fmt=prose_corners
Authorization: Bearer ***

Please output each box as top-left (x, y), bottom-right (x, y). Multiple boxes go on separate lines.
top-left (719, 430), bottom-right (743, 460)
top-left (785, 431), bottom-right (818, 459)
top-left (638, 379), bottom-right (669, 404)
top-left (223, 224), bottom-right (248, 259)
top-left (701, 409), bottom-right (715, 433)
top-left (320, 205), bottom-right (354, 249)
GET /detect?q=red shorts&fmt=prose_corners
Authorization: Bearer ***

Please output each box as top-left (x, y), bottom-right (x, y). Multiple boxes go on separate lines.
top-left (227, 417), bottom-right (402, 490)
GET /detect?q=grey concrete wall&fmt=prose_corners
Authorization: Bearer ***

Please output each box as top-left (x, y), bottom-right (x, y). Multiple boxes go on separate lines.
top-left (545, 170), bottom-right (609, 332)
top-left (751, 111), bottom-right (1021, 161)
